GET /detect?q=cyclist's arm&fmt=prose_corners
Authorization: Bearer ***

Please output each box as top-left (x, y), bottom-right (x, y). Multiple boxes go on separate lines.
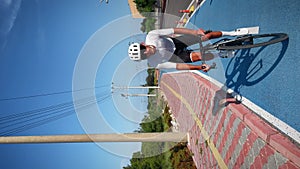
top-left (148, 28), bottom-right (174, 36)
top-left (156, 62), bottom-right (210, 72)
top-left (156, 62), bottom-right (177, 69)
top-left (148, 28), bottom-right (204, 36)
top-left (173, 28), bottom-right (201, 36)
top-left (154, 62), bottom-right (175, 82)
top-left (175, 63), bottom-right (210, 72)
top-left (148, 28), bottom-right (204, 35)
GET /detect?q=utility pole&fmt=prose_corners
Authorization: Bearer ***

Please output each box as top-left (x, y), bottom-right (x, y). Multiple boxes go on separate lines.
top-left (112, 84), bottom-right (159, 98)
top-left (121, 93), bottom-right (157, 98)
top-left (0, 132), bottom-right (187, 144)
top-left (112, 86), bottom-right (160, 90)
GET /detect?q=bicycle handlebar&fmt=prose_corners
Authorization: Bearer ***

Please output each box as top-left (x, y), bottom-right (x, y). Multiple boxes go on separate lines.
top-left (201, 62), bottom-right (217, 71)
top-left (198, 35), bottom-right (217, 71)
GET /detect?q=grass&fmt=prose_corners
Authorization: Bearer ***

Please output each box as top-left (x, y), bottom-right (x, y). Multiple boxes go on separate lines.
top-left (157, 91), bottom-right (197, 169)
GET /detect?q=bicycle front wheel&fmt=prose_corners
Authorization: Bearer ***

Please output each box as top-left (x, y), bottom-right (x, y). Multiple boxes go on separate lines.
top-left (218, 33), bottom-right (288, 50)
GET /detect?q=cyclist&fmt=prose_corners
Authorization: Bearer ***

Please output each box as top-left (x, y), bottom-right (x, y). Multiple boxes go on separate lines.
top-left (128, 27), bottom-right (248, 72)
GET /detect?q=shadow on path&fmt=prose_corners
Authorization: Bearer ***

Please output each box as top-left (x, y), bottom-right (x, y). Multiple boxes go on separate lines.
top-left (225, 38), bottom-right (289, 92)
top-left (211, 38), bottom-right (289, 115)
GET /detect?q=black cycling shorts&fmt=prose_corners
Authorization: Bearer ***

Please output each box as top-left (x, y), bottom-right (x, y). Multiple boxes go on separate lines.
top-left (169, 35), bottom-right (201, 63)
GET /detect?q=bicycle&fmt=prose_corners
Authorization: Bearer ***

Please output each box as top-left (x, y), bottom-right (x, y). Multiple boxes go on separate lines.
top-left (199, 33), bottom-right (289, 70)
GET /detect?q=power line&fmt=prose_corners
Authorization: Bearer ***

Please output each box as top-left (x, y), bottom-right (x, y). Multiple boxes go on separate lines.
top-left (0, 84), bottom-right (110, 102)
top-left (0, 93), bottom-right (112, 136)
top-left (0, 91), bottom-right (112, 136)
top-left (0, 90), bottom-right (109, 122)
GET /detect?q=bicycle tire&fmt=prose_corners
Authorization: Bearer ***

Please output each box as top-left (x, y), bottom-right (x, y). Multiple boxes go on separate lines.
top-left (218, 33), bottom-right (288, 50)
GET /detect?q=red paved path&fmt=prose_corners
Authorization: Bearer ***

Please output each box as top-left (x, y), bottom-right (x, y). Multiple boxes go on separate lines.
top-left (160, 72), bottom-right (300, 169)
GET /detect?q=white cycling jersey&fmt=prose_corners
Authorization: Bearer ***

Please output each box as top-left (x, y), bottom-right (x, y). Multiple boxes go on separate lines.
top-left (156, 62), bottom-right (177, 69)
top-left (145, 28), bottom-right (176, 68)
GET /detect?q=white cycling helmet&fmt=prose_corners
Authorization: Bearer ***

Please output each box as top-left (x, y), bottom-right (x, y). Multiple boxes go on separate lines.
top-left (128, 43), bottom-right (141, 61)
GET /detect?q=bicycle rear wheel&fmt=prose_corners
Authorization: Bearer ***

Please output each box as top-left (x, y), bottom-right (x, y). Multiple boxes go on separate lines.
top-left (218, 33), bottom-right (288, 50)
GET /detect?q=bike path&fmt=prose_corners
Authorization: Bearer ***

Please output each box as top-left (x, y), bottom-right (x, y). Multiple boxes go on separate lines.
top-left (159, 0), bottom-right (300, 168)
top-left (187, 0), bottom-right (300, 131)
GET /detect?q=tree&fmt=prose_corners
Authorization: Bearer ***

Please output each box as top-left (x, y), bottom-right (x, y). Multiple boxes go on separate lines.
top-left (124, 83), bottom-right (196, 169)
top-left (134, 0), bottom-right (157, 14)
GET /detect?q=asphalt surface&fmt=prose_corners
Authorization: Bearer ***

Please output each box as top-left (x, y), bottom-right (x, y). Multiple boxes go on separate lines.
top-left (164, 0), bottom-right (300, 131)
top-left (160, 0), bottom-right (193, 28)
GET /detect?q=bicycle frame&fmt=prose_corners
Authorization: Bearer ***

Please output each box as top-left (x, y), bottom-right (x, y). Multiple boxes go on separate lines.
top-left (197, 33), bottom-right (287, 70)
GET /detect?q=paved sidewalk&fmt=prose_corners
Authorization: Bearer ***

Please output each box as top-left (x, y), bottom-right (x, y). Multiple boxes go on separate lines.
top-left (160, 72), bottom-right (300, 169)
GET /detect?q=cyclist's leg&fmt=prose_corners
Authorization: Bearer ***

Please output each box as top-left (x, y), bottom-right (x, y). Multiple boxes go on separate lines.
top-left (169, 49), bottom-right (190, 63)
top-left (191, 52), bottom-right (215, 62)
top-left (202, 28), bottom-right (250, 41)
top-left (169, 49), bottom-right (215, 63)
top-left (174, 28), bottom-right (249, 44)
top-left (170, 38), bottom-right (198, 62)
top-left (202, 31), bottom-right (222, 41)
top-left (174, 30), bottom-right (223, 44)
top-left (172, 34), bottom-right (201, 46)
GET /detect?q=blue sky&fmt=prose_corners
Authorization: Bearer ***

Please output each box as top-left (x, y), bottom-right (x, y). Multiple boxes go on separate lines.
top-left (0, 0), bottom-right (147, 168)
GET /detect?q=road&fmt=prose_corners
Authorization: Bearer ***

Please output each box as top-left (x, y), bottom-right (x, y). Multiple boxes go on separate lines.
top-left (160, 0), bottom-right (193, 28)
